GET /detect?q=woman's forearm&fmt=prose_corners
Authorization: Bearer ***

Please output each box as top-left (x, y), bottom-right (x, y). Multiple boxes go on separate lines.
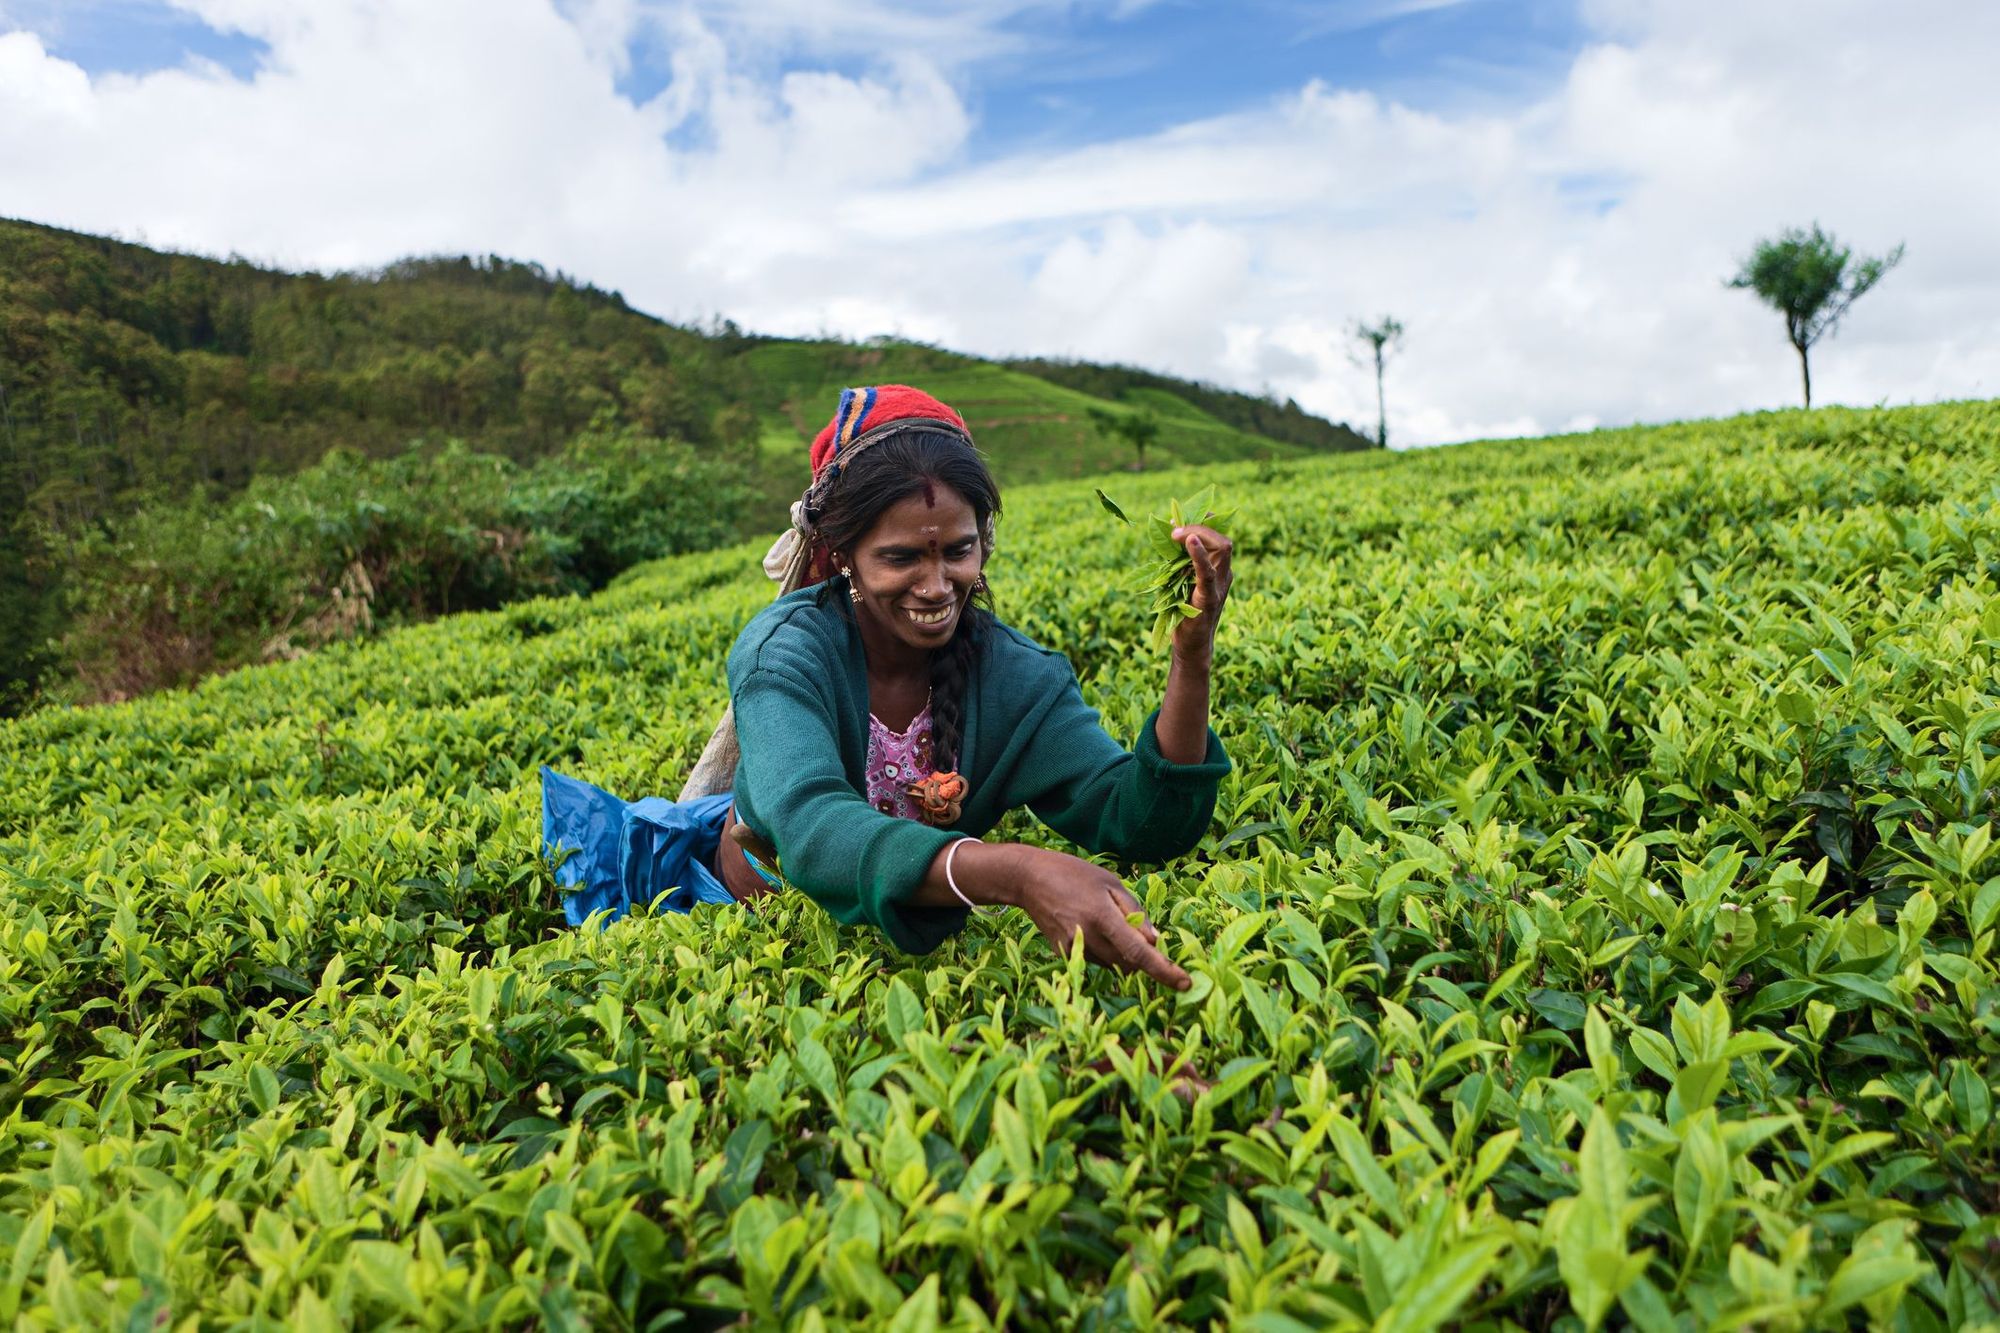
top-left (903, 838), bottom-right (1030, 910)
top-left (1154, 647), bottom-right (1213, 765)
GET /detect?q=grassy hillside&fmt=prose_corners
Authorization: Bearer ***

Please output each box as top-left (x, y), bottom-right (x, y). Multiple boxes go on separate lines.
top-left (6, 397), bottom-right (1994, 1327)
top-left (1003, 355), bottom-right (1370, 454)
top-left (740, 340), bottom-right (1369, 483)
top-left (0, 217), bottom-right (1363, 711)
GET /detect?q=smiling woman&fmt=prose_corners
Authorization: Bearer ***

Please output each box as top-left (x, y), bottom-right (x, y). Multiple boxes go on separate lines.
top-left (545, 384), bottom-right (1236, 990)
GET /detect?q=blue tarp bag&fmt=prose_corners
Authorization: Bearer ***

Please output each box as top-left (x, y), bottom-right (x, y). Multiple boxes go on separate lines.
top-left (541, 766), bottom-right (736, 926)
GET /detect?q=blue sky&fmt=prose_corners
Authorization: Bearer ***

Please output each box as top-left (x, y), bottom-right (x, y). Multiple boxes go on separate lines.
top-left (4, 0), bottom-right (267, 78)
top-left (1, 0), bottom-right (1991, 443)
top-left (20, 0), bottom-right (1588, 165)
top-left (971, 1), bottom-right (1584, 155)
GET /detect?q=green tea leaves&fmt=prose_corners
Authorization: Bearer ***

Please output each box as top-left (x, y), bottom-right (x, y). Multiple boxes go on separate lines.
top-left (1097, 484), bottom-right (1234, 648)
top-left (6, 398), bottom-right (1999, 1326)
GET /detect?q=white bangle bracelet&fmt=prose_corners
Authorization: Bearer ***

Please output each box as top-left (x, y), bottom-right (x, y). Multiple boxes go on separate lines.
top-left (944, 836), bottom-right (1000, 914)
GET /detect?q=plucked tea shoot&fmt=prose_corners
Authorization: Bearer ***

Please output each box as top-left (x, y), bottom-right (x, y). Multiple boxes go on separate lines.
top-left (1096, 485), bottom-right (1233, 648)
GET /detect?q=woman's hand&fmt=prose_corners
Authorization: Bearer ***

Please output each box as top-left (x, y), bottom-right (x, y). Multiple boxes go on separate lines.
top-left (1005, 846), bottom-right (1190, 991)
top-left (1169, 523), bottom-right (1233, 661)
top-left (915, 838), bottom-right (1188, 990)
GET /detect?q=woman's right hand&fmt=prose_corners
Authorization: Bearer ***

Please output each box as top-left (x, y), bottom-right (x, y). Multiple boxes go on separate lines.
top-left (1005, 846), bottom-right (1191, 991)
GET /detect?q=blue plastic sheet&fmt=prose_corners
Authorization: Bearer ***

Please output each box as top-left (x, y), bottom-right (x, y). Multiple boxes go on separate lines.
top-left (540, 766), bottom-right (737, 926)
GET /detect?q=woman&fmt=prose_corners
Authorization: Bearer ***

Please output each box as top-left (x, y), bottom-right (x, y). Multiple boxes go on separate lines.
top-left (714, 384), bottom-right (1233, 991)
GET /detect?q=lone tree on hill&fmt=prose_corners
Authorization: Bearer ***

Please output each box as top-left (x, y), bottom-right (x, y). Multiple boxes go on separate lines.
top-left (1350, 316), bottom-right (1403, 448)
top-left (1086, 405), bottom-right (1161, 471)
top-left (1730, 224), bottom-right (1903, 409)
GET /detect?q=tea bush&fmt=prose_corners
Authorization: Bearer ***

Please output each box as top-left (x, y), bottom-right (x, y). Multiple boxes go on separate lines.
top-left (3, 401), bottom-right (1998, 1329)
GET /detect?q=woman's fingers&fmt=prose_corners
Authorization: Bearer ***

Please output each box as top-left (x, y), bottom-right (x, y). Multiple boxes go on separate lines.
top-left (1173, 524), bottom-right (1232, 613)
top-left (1080, 896), bottom-right (1186, 990)
top-left (1015, 850), bottom-right (1185, 990)
top-left (1173, 524), bottom-right (1231, 560)
top-left (1189, 535), bottom-right (1218, 608)
top-left (1105, 918), bottom-right (1191, 991)
top-left (1104, 883), bottom-right (1157, 944)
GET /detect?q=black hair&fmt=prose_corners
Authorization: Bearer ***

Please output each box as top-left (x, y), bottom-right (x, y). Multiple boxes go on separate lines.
top-left (813, 429), bottom-right (1001, 773)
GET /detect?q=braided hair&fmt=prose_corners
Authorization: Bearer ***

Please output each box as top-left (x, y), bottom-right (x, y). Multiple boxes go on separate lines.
top-left (811, 429), bottom-right (1000, 773)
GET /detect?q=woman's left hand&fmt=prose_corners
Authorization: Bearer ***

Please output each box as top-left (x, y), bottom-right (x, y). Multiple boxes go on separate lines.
top-left (1169, 523), bottom-right (1233, 660)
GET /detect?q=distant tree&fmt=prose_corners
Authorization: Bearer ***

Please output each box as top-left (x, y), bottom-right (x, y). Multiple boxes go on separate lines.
top-left (1086, 405), bottom-right (1162, 471)
top-left (1730, 224), bottom-right (1903, 409)
top-left (1350, 317), bottom-right (1403, 448)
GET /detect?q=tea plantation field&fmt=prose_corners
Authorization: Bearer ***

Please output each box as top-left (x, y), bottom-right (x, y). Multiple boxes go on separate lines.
top-left (3, 400), bottom-right (1999, 1329)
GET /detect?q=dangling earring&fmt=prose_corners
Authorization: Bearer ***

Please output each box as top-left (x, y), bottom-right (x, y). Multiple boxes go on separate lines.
top-left (841, 566), bottom-right (863, 604)
top-left (972, 574), bottom-right (988, 597)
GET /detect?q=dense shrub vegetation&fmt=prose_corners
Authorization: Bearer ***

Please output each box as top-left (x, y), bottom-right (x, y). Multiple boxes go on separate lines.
top-left (4, 386), bottom-right (1993, 1326)
top-left (51, 423), bottom-right (755, 702)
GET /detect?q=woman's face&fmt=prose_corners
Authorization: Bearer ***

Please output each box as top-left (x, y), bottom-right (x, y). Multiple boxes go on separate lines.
top-left (843, 481), bottom-right (983, 659)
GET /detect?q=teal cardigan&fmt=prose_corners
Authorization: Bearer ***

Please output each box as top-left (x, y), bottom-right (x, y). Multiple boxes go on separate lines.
top-left (726, 588), bottom-right (1231, 954)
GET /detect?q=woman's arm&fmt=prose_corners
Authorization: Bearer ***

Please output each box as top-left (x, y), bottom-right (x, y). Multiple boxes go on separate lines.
top-left (1154, 524), bottom-right (1234, 764)
top-left (990, 522), bottom-right (1234, 864)
top-left (726, 721), bottom-right (1190, 989)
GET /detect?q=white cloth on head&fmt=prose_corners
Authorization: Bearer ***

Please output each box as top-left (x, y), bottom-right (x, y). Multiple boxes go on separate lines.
top-left (683, 504), bottom-right (815, 801)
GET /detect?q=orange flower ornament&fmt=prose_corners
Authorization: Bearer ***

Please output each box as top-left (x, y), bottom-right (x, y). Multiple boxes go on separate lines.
top-left (904, 770), bottom-right (967, 827)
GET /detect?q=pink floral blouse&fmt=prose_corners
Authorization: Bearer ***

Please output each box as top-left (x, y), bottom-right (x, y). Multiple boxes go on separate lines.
top-left (866, 702), bottom-right (934, 821)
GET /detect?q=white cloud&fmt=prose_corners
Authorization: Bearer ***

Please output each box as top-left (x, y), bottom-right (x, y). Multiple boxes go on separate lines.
top-left (0, 0), bottom-right (1994, 445)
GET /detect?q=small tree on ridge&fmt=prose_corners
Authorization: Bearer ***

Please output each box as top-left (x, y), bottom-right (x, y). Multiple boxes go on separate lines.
top-left (1086, 405), bottom-right (1161, 471)
top-left (1729, 224), bottom-right (1903, 409)
top-left (1350, 316), bottom-right (1403, 448)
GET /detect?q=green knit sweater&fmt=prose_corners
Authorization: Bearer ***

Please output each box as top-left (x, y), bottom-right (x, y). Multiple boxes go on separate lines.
top-left (726, 588), bottom-right (1231, 954)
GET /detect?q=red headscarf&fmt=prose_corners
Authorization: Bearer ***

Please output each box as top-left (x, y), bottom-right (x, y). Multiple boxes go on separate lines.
top-left (808, 385), bottom-right (972, 480)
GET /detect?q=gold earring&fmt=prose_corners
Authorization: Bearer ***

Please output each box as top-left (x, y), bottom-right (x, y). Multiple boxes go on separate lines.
top-left (973, 574), bottom-right (988, 596)
top-left (841, 566), bottom-right (863, 604)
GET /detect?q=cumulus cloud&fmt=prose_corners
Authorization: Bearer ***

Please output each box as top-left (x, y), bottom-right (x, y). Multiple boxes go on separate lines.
top-left (0, 0), bottom-right (1992, 444)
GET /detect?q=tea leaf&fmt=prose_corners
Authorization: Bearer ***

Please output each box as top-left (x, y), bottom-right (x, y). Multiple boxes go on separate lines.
top-left (1378, 1233), bottom-right (1510, 1333)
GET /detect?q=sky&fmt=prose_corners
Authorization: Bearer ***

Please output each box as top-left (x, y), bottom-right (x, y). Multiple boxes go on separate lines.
top-left (0, 0), bottom-right (1993, 446)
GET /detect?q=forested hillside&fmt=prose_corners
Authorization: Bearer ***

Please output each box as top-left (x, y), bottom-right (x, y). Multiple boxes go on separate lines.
top-left (0, 220), bottom-right (759, 709)
top-left (0, 217), bottom-right (1365, 711)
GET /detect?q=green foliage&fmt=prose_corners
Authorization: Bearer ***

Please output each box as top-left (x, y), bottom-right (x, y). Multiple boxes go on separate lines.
top-left (739, 341), bottom-right (1351, 485)
top-left (4, 390), bottom-right (1999, 1326)
top-left (1729, 224), bottom-right (1904, 408)
top-left (0, 217), bottom-right (756, 711)
top-left (47, 423), bottom-right (753, 702)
